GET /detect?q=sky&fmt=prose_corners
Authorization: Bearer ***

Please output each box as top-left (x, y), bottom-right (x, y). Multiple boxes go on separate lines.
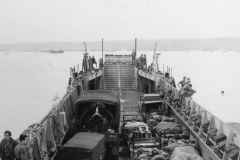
top-left (0, 0), bottom-right (240, 44)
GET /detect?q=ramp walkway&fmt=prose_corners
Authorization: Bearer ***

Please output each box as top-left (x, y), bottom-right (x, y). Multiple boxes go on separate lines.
top-left (103, 64), bottom-right (136, 90)
top-left (119, 90), bottom-right (142, 120)
top-left (103, 54), bottom-right (141, 121)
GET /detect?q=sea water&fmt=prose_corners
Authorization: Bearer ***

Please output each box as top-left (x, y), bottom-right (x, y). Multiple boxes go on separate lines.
top-left (0, 51), bottom-right (240, 139)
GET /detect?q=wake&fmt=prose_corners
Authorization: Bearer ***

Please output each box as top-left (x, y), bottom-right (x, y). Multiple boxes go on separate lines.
top-left (44, 55), bottom-right (68, 72)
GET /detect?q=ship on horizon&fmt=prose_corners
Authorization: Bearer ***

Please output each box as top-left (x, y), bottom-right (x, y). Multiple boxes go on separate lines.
top-left (49, 49), bottom-right (64, 53)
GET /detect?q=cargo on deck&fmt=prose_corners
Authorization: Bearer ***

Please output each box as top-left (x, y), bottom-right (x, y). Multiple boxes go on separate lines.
top-left (61, 132), bottom-right (105, 160)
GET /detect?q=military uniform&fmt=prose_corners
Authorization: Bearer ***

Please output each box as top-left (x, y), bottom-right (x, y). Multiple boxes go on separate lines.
top-left (14, 143), bottom-right (32, 160)
top-left (0, 138), bottom-right (18, 160)
top-left (132, 51), bottom-right (136, 65)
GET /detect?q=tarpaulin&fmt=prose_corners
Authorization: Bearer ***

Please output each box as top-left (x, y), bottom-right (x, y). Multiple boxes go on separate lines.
top-left (76, 90), bottom-right (119, 107)
top-left (124, 122), bottom-right (148, 130)
top-left (63, 132), bottom-right (105, 160)
top-left (75, 90), bottom-right (120, 124)
top-left (171, 146), bottom-right (203, 160)
top-left (155, 122), bottom-right (181, 133)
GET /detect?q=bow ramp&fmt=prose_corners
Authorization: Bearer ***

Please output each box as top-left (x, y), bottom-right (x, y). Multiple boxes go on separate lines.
top-left (103, 64), bottom-right (136, 90)
top-left (103, 63), bottom-right (141, 121)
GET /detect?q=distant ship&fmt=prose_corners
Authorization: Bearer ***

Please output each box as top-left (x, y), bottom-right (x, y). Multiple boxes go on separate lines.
top-left (49, 50), bottom-right (64, 53)
top-left (4, 52), bottom-right (11, 55)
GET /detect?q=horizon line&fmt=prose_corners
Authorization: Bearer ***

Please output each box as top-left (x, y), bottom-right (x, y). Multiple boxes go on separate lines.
top-left (1, 36), bottom-right (240, 45)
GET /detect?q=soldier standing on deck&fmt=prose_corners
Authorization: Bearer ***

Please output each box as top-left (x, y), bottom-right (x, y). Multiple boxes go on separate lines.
top-left (0, 131), bottom-right (18, 160)
top-left (82, 53), bottom-right (88, 73)
top-left (142, 55), bottom-right (147, 71)
top-left (88, 56), bottom-right (92, 72)
top-left (132, 49), bottom-right (136, 65)
top-left (139, 54), bottom-right (143, 70)
top-left (135, 58), bottom-right (140, 69)
top-left (88, 56), bottom-right (93, 72)
top-left (99, 58), bottom-right (103, 68)
top-left (144, 54), bottom-right (147, 67)
top-left (91, 56), bottom-right (97, 67)
top-left (82, 58), bottom-right (86, 73)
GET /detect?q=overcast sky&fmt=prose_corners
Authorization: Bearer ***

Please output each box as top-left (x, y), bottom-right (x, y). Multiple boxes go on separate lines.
top-left (0, 0), bottom-right (240, 44)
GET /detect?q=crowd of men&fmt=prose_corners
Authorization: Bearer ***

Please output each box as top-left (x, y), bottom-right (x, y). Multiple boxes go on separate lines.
top-left (68, 53), bottom-right (105, 92)
top-left (82, 53), bottom-right (103, 73)
top-left (177, 76), bottom-right (196, 99)
top-left (163, 76), bottom-right (196, 106)
top-left (133, 53), bottom-right (160, 73)
top-left (0, 131), bottom-right (32, 160)
top-left (134, 54), bottom-right (147, 71)
top-left (132, 52), bottom-right (196, 99)
top-left (78, 52), bottom-right (195, 100)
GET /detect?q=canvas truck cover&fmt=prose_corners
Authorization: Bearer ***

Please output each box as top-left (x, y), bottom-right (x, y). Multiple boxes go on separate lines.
top-left (75, 90), bottom-right (120, 124)
top-left (62, 132), bottom-right (105, 160)
top-left (155, 122), bottom-right (181, 134)
top-left (76, 90), bottom-right (120, 106)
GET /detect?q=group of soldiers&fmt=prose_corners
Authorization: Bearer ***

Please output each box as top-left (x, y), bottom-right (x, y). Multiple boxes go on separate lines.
top-left (177, 77), bottom-right (196, 98)
top-left (82, 53), bottom-right (103, 73)
top-left (133, 54), bottom-right (147, 71)
top-left (163, 72), bottom-right (176, 87)
top-left (133, 53), bottom-right (158, 73)
top-left (132, 51), bottom-right (176, 88)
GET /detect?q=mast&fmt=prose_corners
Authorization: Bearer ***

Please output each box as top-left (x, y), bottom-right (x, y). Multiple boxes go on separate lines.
top-left (102, 38), bottom-right (103, 64)
top-left (102, 38), bottom-right (104, 89)
top-left (151, 42), bottom-right (158, 72)
top-left (84, 42), bottom-right (87, 53)
top-left (155, 53), bottom-right (160, 72)
top-left (135, 38), bottom-right (137, 56)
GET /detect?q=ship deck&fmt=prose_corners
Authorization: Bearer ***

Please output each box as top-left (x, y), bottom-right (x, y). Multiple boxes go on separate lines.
top-left (21, 53), bottom-right (240, 160)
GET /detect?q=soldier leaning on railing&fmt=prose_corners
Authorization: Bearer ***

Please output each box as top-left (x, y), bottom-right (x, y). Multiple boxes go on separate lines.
top-left (99, 58), bottom-right (103, 68)
top-left (69, 73), bottom-right (83, 94)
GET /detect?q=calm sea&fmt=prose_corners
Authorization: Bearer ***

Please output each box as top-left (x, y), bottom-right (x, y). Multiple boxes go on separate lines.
top-left (0, 51), bottom-right (240, 139)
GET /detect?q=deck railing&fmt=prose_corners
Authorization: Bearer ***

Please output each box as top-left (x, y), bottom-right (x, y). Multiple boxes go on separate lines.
top-left (105, 54), bottom-right (132, 64)
top-left (24, 86), bottom-right (81, 159)
top-left (138, 70), bottom-right (240, 160)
